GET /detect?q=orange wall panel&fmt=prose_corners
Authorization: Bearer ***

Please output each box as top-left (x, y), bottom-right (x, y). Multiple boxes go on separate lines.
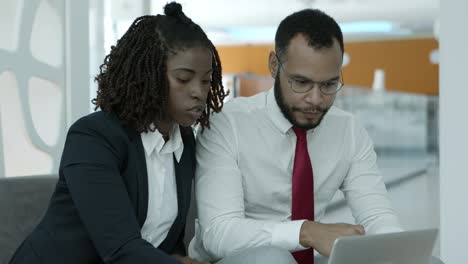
top-left (216, 38), bottom-right (439, 95)
top-left (343, 38), bottom-right (439, 95)
top-left (217, 44), bottom-right (273, 76)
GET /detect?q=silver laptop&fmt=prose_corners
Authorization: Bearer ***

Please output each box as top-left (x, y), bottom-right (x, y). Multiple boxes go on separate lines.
top-left (327, 229), bottom-right (438, 264)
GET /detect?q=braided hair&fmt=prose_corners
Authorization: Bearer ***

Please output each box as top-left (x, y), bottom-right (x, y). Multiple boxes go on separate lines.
top-left (93, 2), bottom-right (226, 133)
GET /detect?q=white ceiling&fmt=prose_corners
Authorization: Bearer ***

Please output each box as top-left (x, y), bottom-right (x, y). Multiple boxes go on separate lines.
top-left (143, 0), bottom-right (439, 44)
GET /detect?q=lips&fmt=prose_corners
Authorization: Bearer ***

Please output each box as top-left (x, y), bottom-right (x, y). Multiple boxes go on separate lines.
top-left (299, 109), bottom-right (323, 120)
top-left (298, 108), bottom-right (323, 115)
top-left (302, 110), bottom-right (322, 114)
top-left (189, 105), bottom-right (205, 112)
top-left (187, 105), bottom-right (205, 119)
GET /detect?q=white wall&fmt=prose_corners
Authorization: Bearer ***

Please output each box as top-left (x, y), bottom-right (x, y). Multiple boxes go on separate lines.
top-left (439, 0), bottom-right (468, 262)
top-left (0, 0), bottom-right (89, 178)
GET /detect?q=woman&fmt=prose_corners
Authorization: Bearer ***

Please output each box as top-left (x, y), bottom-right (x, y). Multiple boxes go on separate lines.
top-left (9, 2), bottom-right (225, 264)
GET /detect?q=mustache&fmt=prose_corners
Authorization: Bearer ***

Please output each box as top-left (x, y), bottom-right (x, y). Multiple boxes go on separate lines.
top-left (292, 107), bottom-right (327, 113)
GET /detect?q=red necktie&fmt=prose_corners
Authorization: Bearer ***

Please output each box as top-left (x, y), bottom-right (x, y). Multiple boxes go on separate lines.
top-left (291, 127), bottom-right (315, 264)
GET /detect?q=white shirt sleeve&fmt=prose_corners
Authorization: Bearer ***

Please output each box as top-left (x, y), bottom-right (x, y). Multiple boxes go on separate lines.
top-left (341, 117), bottom-right (403, 235)
top-left (195, 112), bottom-right (306, 259)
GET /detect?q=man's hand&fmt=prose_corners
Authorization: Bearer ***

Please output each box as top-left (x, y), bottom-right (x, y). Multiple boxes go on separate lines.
top-left (172, 254), bottom-right (210, 264)
top-left (299, 221), bottom-right (365, 257)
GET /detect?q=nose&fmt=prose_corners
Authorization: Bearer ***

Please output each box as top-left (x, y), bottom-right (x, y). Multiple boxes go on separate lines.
top-left (191, 82), bottom-right (209, 101)
top-left (304, 84), bottom-right (323, 105)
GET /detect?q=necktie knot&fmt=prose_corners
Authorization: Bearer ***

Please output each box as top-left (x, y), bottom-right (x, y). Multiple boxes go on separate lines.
top-left (292, 127), bottom-right (307, 141)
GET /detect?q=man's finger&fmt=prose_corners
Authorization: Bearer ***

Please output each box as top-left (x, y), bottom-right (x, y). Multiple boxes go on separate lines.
top-left (352, 225), bottom-right (365, 235)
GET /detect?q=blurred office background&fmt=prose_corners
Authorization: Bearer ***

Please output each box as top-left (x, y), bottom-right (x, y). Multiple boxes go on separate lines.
top-left (0, 0), bottom-right (466, 263)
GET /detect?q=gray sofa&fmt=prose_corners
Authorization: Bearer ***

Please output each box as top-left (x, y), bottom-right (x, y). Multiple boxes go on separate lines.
top-left (0, 175), bottom-right (57, 263)
top-left (0, 175), bottom-right (198, 263)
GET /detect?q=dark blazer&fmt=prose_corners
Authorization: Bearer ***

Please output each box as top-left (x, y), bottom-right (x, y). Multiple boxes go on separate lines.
top-left (10, 111), bottom-right (195, 264)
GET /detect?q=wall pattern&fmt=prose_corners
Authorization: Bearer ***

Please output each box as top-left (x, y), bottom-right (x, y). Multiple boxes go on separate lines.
top-left (0, 0), bottom-right (66, 177)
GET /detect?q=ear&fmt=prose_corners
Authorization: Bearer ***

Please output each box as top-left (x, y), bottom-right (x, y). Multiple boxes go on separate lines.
top-left (268, 51), bottom-right (278, 78)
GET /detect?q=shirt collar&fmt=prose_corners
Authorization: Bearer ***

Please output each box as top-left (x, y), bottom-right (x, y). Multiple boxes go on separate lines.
top-left (266, 87), bottom-right (294, 134)
top-left (140, 125), bottom-right (184, 162)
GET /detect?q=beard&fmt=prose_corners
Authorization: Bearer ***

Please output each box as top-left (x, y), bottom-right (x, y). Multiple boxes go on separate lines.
top-left (274, 73), bottom-right (330, 130)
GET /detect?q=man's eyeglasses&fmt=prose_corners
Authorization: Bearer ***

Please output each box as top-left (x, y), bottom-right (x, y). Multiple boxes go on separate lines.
top-left (275, 53), bottom-right (344, 95)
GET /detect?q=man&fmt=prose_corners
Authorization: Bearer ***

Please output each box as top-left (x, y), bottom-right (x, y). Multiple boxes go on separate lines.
top-left (189, 9), bottom-right (404, 264)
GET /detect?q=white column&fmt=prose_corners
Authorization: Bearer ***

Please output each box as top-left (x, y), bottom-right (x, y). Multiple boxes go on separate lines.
top-left (439, 0), bottom-right (468, 262)
top-left (65, 0), bottom-right (90, 127)
top-left (89, 0), bottom-right (105, 112)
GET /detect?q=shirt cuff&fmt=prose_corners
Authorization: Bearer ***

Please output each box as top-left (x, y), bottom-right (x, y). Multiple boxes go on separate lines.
top-left (364, 216), bottom-right (404, 235)
top-left (271, 220), bottom-right (308, 251)
top-left (371, 226), bottom-right (404, 234)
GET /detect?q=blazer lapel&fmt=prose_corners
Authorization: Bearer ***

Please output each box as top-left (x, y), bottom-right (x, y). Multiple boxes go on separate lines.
top-left (125, 126), bottom-right (149, 227)
top-left (173, 155), bottom-right (188, 220)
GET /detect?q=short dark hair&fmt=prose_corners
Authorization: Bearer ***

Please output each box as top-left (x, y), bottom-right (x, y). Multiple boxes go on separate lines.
top-left (93, 2), bottom-right (226, 133)
top-left (275, 9), bottom-right (344, 58)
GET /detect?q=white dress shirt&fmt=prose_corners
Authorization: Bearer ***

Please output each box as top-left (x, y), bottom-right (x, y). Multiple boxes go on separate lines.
top-left (189, 88), bottom-right (402, 261)
top-left (140, 125), bottom-right (183, 248)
